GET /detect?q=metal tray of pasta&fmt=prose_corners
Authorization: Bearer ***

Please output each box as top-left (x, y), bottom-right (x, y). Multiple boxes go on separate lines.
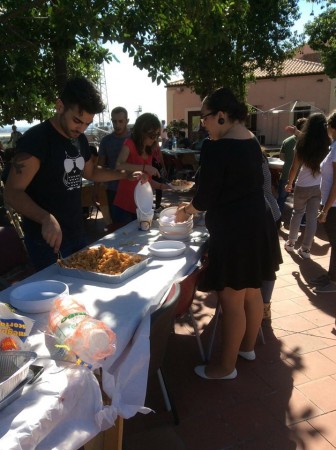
top-left (57, 244), bottom-right (148, 284)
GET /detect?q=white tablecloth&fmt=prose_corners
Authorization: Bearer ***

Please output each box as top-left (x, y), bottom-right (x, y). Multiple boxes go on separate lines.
top-left (0, 220), bottom-right (208, 449)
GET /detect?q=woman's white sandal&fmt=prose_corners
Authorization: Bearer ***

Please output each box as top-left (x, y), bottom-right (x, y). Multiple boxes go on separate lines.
top-left (194, 366), bottom-right (237, 380)
top-left (238, 350), bottom-right (256, 361)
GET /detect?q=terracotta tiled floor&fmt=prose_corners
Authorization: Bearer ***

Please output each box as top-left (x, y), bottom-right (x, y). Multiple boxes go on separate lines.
top-left (118, 199), bottom-right (336, 450)
top-left (82, 193), bottom-right (336, 450)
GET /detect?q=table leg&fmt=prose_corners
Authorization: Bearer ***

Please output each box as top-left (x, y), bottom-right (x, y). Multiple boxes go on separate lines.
top-left (84, 416), bottom-right (124, 450)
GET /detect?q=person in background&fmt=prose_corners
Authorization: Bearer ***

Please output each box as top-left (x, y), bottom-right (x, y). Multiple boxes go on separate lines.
top-left (8, 125), bottom-right (23, 148)
top-left (176, 87), bottom-right (281, 380)
top-left (82, 143), bottom-right (99, 219)
top-left (284, 113), bottom-right (330, 259)
top-left (277, 118), bottom-right (307, 216)
top-left (163, 130), bottom-right (173, 149)
top-left (191, 128), bottom-right (208, 151)
top-left (312, 110), bottom-right (336, 293)
top-left (260, 148), bottom-right (282, 322)
top-left (0, 141), bottom-right (5, 168)
top-left (89, 143), bottom-right (98, 162)
top-left (160, 123), bottom-right (168, 148)
top-left (152, 143), bottom-right (167, 211)
top-left (4, 77), bottom-right (144, 270)
top-left (113, 113), bottom-right (171, 225)
top-left (0, 146), bottom-right (15, 184)
top-left (96, 106), bottom-right (130, 225)
top-left (177, 130), bottom-right (191, 148)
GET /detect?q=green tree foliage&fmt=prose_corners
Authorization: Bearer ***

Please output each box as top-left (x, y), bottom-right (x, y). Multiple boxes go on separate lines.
top-left (0, 0), bottom-right (112, 125)
top-left (305, 3), bottom-right (336, 78)
top-left (167, 119), bottom-right (188, 135)
top-left (116, 0), bottom-right (301, 100)
top-left (0, 0), bottom-right (301, 125)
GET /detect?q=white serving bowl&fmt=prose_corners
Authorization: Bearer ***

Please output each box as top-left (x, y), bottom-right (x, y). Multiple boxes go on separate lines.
top-left (10, 280), bottom-right (69, 313)
top-left (158, 216), bottom-right (193, 227)
top-left (158, 221), bottom-right (193, 234)
top-left (159, 206), bottom-right (193, 223)
top-left (158, 206), bottom-right (193, 239)
top-left (148, 240), bottom-right (186, 258)
top-left (160, 231), bottom-right (192, 241)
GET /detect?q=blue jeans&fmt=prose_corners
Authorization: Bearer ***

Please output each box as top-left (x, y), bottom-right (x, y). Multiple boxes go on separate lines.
top-left (111, 205), bottom-right (137, 225)
top-left (277, 179), bottom-right (288, 214)
top-left (106, 189), bottom-right (117, 222)
top-left (24, 233), bottom-right (87, 271)
top-left (288, 185), bottom-right (321, 250)
top-left (324, 207), bottom-right (336, 281)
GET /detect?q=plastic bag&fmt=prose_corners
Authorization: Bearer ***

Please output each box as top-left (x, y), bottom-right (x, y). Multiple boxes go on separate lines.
top-left (0, 302), bottom-right (34, 351)
top-left (48, 296), bottom-right (116, 369)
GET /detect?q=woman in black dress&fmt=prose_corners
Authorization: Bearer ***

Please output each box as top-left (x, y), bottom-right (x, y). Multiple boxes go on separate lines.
top-left (176, 87), bottom-right (281, 380)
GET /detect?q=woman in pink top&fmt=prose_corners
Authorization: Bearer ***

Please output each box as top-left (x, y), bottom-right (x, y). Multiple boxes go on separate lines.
top-left (113, 113), bottom-right (170, 225)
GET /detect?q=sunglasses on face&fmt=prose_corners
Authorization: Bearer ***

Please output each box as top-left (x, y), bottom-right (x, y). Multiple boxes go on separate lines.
top-left (200, 111), bottom-right (216, 124)
top-left (146, 131), bottom-right (160, 140)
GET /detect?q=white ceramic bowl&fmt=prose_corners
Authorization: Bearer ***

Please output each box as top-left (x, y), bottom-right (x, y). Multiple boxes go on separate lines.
top-left (148, 241), bottom-right (186, 258)
top-left (158, 221), bottom-right (193, 234)
top-left (158, 206), bottom-right (193, 239)
top-left (159, 206), bottom-right (193, 223)
top-left (160, 231), bottom-right (192, 241)
top-left (10, 280), bottom-right (69, 313)
top-left (158, 216), bottom-right (193, 227)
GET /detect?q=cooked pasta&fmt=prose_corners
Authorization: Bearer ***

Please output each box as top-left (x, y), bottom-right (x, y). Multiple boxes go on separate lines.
top-left (58, 245), bottom-right (143, 275)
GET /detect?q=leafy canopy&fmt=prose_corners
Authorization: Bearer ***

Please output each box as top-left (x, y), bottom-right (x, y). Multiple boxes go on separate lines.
top-left (0, 0), bottom-right (301, 126)
top-left (305, 3), bottom-right (336, 78)
top-left (0, 0), bottom-right (112, 125)
top-left (114, 0), bottom-right (301, 99)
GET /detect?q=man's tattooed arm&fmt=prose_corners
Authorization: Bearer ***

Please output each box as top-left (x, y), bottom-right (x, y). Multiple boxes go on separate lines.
top-left (12, 153), bottom-right (33, 174)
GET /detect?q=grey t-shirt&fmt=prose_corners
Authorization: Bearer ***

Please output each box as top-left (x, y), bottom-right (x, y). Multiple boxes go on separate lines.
top-left (98, 132), bottom-right (130, 191)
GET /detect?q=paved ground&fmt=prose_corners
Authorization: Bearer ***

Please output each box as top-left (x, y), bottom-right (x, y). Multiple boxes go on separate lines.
top-left (91, 193), bottom-right (336, 450)
top-left (4, 173), bottom-right (336, 449)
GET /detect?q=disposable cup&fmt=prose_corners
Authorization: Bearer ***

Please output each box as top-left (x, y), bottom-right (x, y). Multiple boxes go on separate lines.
top-left (136, 208), bottom-right (154, 231)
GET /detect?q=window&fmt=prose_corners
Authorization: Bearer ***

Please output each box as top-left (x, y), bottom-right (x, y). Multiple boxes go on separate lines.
top-left (187, 111), bottom-right (202, 143)
top-left (293, 106), bottom-right (311, 124)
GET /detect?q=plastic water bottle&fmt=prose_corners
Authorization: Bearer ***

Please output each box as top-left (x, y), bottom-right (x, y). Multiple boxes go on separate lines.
top-left (172, 136), bottom-right (177, 150)
top-left (48, 296), bottom-right (116, 368)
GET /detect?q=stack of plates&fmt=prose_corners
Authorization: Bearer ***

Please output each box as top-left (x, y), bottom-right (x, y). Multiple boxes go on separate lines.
top-left (158, 206), bottom-right (193, 240)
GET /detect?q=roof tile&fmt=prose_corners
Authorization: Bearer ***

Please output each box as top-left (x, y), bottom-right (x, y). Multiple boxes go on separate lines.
top-left (254, 58), bottom-right (324, 78)
top-left (166, 57), bottom-right (325, 87)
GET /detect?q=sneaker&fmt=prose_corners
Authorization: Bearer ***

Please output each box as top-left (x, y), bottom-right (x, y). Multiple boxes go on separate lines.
top-left (297, 247), bottom-right (311, 259)
top-left (308, 274), bottom-right (330, 287)
top-left (284, 241), bottom-right (295, 253)
top-left (314, 281), bottom-right (336, 294)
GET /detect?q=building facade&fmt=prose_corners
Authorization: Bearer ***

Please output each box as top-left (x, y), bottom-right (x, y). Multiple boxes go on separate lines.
top-left (166, 46), bottom-right (336, 147)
